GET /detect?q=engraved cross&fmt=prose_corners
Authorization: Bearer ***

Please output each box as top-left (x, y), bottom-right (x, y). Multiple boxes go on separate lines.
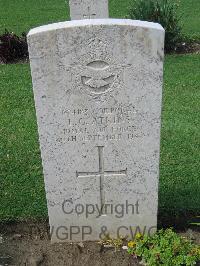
top-left (76, 146), bottom-right (127, 209)
top-left (83, 6), bottom-right (96, 19)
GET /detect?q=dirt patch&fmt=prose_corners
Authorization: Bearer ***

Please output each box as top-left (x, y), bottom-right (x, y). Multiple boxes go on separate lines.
top-left (0, 221), bottom-right (138, 266)
top-left (174, 42), bottom-right (200, 54)
top-left (0, 221), bottom-right (200, 266)
top-left (0, 239), bottom-right (138, 266)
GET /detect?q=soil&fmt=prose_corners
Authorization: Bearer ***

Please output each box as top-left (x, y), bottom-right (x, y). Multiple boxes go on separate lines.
top-left (0, 221), bottom-right (138, 266)
top-left (0, 221), bottom-right (199, 266)
top-left (171, 41), bottom-right (200, 54)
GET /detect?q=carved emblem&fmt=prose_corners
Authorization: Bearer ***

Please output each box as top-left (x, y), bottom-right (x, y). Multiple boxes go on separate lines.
top-left (81, 60), bottom-right (115, 94)
top-left (67, 37), bottom-right (131, 98)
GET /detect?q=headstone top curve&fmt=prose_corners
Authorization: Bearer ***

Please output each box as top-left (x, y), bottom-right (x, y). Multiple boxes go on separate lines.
top-left (28, 19), bottom-right (164, 37)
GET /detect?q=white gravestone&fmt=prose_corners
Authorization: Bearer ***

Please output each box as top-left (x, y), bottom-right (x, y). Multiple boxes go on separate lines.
top-left (28, 19), bottom-right (164, 243)
top-left (69, 0), bottom-right (109, 20)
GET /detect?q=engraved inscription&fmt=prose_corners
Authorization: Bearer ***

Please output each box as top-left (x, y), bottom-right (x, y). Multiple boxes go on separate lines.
top-left (76, 146), bottom-right (127, 212)
top-left (60, 37), bottom-right (137, 142)
top-left (59, 104), bottom-right (144, 143)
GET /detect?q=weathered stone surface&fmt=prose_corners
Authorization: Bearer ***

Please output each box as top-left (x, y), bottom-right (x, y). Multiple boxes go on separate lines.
top-left (69, 0), bottom-right (109, 20)
top-left (28, 19), bottom-right (164, 242)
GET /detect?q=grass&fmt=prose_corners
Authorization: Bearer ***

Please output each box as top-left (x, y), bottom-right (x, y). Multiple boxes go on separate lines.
top-left (0, 54), bottom-right (199, 220)
top-left (159, 54), bottom-right (200, 214)
top-left (0, 64), bottom-right (47, 219)
top-left (179, 0), bottom-right (200, 37)
top-left (0, 0), bottom-right (69, 35)
top-left (0, 0), bottom-right (199, 38)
